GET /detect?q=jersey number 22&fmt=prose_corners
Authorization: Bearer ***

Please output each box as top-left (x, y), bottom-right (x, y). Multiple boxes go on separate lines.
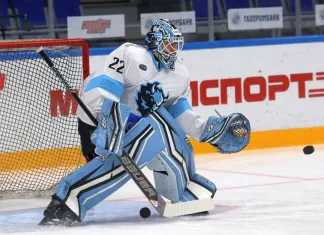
top-left (109, 57), bottom-right (124, 74)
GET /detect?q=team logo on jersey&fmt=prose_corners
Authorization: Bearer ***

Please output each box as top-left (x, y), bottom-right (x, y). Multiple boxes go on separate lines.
top-left (136, 81), bottom-right (168, 116)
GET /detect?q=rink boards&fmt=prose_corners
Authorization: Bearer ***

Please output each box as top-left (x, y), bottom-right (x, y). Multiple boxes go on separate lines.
top-left (90, 36), bottom-right (324, 153)
top-left (1, 36), bottom-right (324, 171)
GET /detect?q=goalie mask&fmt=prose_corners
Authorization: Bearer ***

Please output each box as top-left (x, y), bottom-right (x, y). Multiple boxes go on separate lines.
top-left (145, 19), bottom-right (184, 71)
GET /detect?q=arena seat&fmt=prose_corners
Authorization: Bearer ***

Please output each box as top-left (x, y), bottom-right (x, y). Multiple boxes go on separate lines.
top-left (0, 0), bottom-right (10, 28)
top-left (289, 0), bottom-right (314, 14)
top-left (191, 0), bottom-right (220, 19)
top-left (257, 0), bottom-right (282, 7)
top-left (10, 0), bottom-right (46, 26)
top-left (224, 0), bottom-right (251, 10)
top-left (53, 0), bottom-right (81, 25)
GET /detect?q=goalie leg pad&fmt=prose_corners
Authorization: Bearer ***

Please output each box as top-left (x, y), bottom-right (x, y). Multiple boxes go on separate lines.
top-left (54, 117), bottom-right (165, 221)
top-left (146, 107), bottom-right (193, 201)
top-left (146, 107), bottom-right (216, 203)
top-left (147, 153), bottom-right (183, 202)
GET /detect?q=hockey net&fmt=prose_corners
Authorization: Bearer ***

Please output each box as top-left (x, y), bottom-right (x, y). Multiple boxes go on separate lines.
top-left (0, 39), bottom-right (89, 199)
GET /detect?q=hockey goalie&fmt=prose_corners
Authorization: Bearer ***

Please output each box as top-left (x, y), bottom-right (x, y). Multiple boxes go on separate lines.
top-left (40, 19), bottom-right (251, 226)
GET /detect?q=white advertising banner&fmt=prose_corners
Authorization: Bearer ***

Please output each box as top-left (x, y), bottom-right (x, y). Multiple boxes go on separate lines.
top-left (2, 40), bottom-right (324, 153)
top-left (90, 42), bottom-right (324, 132)
top-left (140, 11), bottom-right (196, 35)
top-left (315, 4), bottom-right (324, 26)
top-left (228, 7), bottom-right (283, 31)
top-left (68, 15), bottom-right (125, 39)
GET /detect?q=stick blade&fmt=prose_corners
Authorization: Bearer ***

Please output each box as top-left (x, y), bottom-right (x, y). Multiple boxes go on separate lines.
top-left (157, 196), bottom-right (214, 217)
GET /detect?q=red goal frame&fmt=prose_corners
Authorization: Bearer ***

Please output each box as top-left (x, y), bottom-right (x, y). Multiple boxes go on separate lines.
top-left (0, 39), bottom-right (90, 79)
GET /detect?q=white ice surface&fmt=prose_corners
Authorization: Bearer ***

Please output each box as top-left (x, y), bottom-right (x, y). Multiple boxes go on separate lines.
top-left (1, 145), bottom-right (324, 235)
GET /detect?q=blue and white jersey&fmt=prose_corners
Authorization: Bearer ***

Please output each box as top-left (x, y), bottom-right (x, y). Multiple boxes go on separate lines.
top-left (77, 43), bottom-right (206, 140)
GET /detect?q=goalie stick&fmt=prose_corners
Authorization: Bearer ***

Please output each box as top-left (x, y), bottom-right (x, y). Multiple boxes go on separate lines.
top-left (36, 47), bottom-right (214, 217)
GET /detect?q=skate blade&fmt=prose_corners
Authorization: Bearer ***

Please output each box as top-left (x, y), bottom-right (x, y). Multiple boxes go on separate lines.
top-left (39, 217), bottom-right (55, 226)
top-left (39, 217), bottom-right (74, 227)
top-left (185, 211), bottom-right (210, 217)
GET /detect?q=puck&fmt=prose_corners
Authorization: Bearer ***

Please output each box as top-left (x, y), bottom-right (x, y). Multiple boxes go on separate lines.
top-left (303, 145), bottom-right (314, 155)
top-left (139, 207), bottom-right (151, 218)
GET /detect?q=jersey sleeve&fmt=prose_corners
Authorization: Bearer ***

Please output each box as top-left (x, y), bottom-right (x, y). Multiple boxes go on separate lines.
top-left (77, 44), bottom-right (129, 126)
top-left (166, 78), bottom-right (206, 141)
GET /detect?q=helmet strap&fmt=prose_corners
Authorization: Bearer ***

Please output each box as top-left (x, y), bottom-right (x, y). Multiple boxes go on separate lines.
top-left (152, 51), bottom-right (160, 61)
top-left (153, 52), bottom-right (163, 69)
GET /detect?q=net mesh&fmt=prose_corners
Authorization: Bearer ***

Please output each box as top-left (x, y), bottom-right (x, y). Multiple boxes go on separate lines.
top-left (0, 40), bottom-right (88, 199)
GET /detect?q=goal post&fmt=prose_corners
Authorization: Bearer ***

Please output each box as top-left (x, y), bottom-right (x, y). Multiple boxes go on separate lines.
top-left (0, 39), bottom-right (90, 199)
